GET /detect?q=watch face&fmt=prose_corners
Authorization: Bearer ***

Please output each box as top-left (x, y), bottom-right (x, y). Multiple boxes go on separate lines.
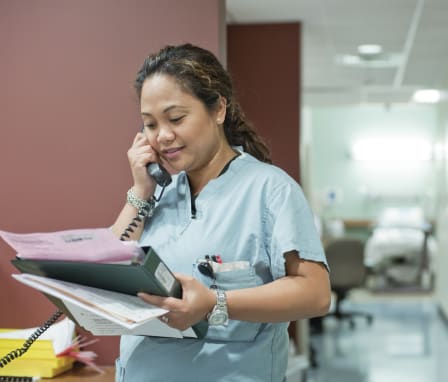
top-left (209, 311), bottom-right (228, 326)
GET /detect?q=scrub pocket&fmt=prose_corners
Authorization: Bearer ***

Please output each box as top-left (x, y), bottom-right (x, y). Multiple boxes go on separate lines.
top-left (193, 262), bottom-right (263, 342)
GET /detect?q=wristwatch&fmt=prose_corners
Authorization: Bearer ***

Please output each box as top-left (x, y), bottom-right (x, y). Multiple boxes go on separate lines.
top-left (207, 289), bottom-right (229, 326)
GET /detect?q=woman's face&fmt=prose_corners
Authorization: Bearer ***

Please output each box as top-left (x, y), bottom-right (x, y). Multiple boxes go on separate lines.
top-left (140, 74), bottom-right (227, 175)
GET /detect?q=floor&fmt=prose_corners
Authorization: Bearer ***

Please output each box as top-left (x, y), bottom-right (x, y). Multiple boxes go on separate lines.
top-left (308, 291), bottom-right (448, 382)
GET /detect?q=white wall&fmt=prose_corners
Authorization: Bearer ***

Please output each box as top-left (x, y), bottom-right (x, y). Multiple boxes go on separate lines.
top-left (306, 104), bottom-right (437, 221)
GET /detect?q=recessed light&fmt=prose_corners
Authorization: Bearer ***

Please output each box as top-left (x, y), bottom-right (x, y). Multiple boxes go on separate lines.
top-left (335, 52), bottom-right (402, 68)
top-left (357, 44), bottom-right (383, 55)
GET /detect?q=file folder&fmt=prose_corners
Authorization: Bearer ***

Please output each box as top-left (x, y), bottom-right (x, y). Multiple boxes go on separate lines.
top-left (11, 247), bottom-right (208, 339)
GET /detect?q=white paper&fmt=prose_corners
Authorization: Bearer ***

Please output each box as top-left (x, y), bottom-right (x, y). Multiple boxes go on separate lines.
top-left (64, 302), bottom-right (184, 337)
top-left (12, 274), bottom-right (166, 327)
top-left (0, 317), bottom-right (75, 354)
top-left (12, 273), bottom-right (197, 338)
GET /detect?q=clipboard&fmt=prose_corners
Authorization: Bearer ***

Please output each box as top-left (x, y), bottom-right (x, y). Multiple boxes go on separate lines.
top-left (11, 247), bottom-right (208, 339)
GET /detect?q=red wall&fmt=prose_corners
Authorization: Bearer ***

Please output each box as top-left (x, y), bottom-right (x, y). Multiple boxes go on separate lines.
top-left (227, 23), bottom-right (301, 181)
top-left (0, 0), bottom-right (224, 365)
top-left (227, 23), bottom-right (302, 343)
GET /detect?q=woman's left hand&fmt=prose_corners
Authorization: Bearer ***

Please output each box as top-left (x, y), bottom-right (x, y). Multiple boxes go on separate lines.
top-left (138, 274), bottom-right (216, 331)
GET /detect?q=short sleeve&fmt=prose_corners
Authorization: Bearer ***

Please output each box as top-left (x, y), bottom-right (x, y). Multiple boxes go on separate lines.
top-left (265, 182), bottom-right (327, 280)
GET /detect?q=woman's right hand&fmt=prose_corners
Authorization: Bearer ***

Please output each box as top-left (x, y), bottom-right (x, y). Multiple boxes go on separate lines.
top-left (127, 131), bottom-right (158, 199)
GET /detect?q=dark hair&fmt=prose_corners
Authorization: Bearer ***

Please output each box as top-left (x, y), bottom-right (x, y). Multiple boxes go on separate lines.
top-left (135, 43), bottom-right (272, 163)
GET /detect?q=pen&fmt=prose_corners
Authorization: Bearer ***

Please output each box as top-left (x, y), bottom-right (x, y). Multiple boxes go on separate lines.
top-left (211, 255), bottom-right (222, 264)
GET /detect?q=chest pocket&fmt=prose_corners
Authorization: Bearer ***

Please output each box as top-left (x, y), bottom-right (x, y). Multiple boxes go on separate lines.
top-left (193, 263), bottom-right (264, 342)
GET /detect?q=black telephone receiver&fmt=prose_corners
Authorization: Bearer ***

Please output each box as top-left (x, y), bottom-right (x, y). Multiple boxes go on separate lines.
top-left (147, 162), bottom-right (172, 187)
top-left (140, 127), bottom-right (172, 187)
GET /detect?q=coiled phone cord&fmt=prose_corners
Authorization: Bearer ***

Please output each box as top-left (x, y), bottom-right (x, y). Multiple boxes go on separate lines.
top-left (0, 309), bottom-right (63, 368)
top-left (120, 209), bottom-right (147, 241)
top-left (119, 186), bottom-right (166, 241)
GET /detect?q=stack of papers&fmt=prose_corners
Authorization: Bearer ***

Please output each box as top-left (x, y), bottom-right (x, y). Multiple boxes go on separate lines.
top-left (0, 319), bottom-right (75, 378)
top-left (1, 228), bottom-right (207, 339)
top-left (12, 273), bottom-right (196, 338)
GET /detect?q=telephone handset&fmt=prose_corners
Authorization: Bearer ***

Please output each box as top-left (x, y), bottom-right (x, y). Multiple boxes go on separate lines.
top-left (147, 162), bottom-right (172, 187)
top-left (140, 127), bottom-right (172, 187)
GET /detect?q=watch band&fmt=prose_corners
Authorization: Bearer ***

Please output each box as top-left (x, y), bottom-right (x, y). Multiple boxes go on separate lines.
top-left (207, 288), bottom-right (229, 326)
top-left (215, 289), bottom-right (227, 310)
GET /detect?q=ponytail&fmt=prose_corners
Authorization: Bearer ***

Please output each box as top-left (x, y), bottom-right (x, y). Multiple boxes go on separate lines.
top-left (224, 99), bottom-right (271, 163)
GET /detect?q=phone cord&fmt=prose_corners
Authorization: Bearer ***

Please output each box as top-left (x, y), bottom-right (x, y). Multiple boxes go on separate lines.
top-left (119, 186), bottom-right (166, 241)
top-left (0, 309), bottom-right (64, 368)
top-left (120, 210), bottom-right (147, 241)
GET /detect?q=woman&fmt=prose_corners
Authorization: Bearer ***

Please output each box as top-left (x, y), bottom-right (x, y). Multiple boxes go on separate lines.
top-left (112, 43), bottom-right (330, 382)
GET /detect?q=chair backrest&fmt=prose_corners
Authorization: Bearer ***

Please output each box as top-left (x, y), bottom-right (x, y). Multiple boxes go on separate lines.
top-left (325, 238), bottom-right (366, 289)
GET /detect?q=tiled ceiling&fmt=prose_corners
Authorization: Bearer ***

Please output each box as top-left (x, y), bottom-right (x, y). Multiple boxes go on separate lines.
top-left (226, 0), bottom-right (448, 106)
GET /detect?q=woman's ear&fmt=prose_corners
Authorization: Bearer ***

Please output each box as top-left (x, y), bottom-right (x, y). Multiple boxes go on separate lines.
top-left (215, 96), bottom-right (227, 125)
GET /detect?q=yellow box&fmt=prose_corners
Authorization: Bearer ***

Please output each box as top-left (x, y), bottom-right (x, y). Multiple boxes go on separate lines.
top-left (0, 360), bottom-right (74, 377)
top-left (0, 328), bottom-right (75, 377)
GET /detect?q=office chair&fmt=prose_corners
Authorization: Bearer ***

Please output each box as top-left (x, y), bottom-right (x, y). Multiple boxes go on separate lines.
top-left (325, 238), bottom-right (373, 329)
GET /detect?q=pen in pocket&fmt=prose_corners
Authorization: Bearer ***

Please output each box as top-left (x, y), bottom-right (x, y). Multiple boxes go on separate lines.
top-left (196, 256), bottom-right (250, 275)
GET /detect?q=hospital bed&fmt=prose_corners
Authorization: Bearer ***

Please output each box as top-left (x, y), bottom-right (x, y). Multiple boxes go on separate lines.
top-left (364, 208), bottom-right (436, 289)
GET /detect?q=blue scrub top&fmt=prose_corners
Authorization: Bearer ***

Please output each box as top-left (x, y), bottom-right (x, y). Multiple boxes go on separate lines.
top-left (116, 150), bottom-right (327, 382)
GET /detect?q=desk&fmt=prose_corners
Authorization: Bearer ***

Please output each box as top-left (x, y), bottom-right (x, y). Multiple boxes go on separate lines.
top-left (50, 365), bottom-right (114, 381)
top-left (342, 219), bottom-right (373, 229)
